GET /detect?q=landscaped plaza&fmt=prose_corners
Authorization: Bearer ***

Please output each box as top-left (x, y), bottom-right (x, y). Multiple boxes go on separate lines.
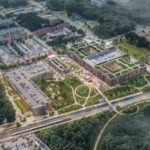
top-left (34, 75), bottom-right (101, 114)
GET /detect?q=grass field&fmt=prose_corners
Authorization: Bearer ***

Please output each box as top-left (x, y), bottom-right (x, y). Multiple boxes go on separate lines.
top-left (115, 41), bottom-right (150, 63)
top-left (14, 99), bottom-right (29, 114)
top-left (76, 85), bottom-right (90, 97)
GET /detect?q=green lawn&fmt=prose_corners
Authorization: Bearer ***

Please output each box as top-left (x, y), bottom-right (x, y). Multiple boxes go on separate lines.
top-left (65, 76), bottom-right (81, 89)
top-left (14, 99), bottom-right (29, 114)
top-left (76, 85), bottom-right (90, 97)
top-left (85, 95), bottom-right (101, 107)
top-left (115, 41), bottom-right (150, 63)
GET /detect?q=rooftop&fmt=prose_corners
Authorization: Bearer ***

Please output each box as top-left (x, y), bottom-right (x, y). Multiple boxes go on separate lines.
top-left (5, 61), bottom-right (52, 109)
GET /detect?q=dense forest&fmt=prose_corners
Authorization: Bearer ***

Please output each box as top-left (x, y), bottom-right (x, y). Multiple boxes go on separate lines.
top-left (47, 0), bottom-right (136, 38)
top-left (36, 112), bottom-right (113, 150)
top-left (116, 0), bottom-right (150, 25)
top-left (0, 83), bottom-right (15, 125)
top-left (0, 0), bottom-right (27, 8)
top-left (17, 13), bottom-right (64, 32)
top-left (99, 103), bottom-right (150, 150)
top-left (125, 32), bottom-right (150, 50)
top-left (17, 13), bottom-right (50, 32)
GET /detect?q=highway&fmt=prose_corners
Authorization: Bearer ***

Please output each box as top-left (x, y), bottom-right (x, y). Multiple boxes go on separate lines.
top-left (0, 92), bottom-right (150, 141)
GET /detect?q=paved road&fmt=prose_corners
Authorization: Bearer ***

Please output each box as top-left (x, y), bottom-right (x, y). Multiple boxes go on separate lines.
top-left (0, 92), bottom-right (150, 141)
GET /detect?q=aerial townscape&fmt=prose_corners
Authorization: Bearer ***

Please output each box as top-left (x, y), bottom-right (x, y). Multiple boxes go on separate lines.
top-left (0, 0), bottom-right (150, 149)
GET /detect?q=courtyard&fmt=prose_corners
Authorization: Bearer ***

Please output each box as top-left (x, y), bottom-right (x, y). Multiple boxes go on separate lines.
top-left (34, 75), bottom-right (101, 114)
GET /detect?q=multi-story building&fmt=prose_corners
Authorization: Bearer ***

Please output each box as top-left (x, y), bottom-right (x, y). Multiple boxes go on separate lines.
top-left (68, 44), bottom-right (146, 86)
top-left (0, 27), bottom-right (27, 43)
top-left (0, 18), bottom-right (14, 28)
top-left (4, 61), bottom-right (53, 116)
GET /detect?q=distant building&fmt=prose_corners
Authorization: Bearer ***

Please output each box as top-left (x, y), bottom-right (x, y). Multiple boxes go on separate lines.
top-left (0, 18), bottom-right (14, 27)
top-left (34, 23), bottom-right (70, 37)
top-left (0, 27), bottom-right (27, 43)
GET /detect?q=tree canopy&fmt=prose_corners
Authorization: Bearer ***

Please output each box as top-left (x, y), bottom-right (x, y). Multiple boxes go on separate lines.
top-left (0, 84), bottom-right (15, 125)
top-left (36, 112), bottom-right (112, 150)
top-left (0, 0), bottom-right (27, 8)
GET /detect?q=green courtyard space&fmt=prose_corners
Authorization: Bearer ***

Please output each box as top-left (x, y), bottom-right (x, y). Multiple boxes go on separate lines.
top-left (51, 58), bottom-right (69, 70)
top-left (35, 79), bottom-right (74, 110)
top-left (34, 76), bottom-right (101, 113)
top-left (96, 54), bottom-right (142, 81)
top-left (115, 41), bottom-right (150, 63)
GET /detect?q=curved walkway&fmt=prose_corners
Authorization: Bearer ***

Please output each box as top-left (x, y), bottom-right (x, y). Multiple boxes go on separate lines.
top-left (93, 114), bottom-right (118, 150)
top-left (93, 102), bottom-right (141, 150)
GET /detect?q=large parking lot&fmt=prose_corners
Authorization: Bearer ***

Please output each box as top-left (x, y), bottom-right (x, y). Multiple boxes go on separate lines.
top-left (4, 61), bottom-right (53, 115)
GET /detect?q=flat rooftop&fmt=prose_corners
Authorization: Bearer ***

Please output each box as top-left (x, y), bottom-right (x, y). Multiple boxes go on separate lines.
top-left (14, 38), bottom-right (48, 56)
top-left (5, 61), bottom-right (52, 109)
top-left (84, 48), bottom-right (124, 67)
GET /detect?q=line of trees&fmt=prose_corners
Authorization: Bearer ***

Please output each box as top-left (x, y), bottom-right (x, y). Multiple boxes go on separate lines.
top-left (125, 32), bottom-right (150, 50)
top-left (17, 13), bottom-right (50, 32)
top-left (0, 83), bottom-right (15, 125)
